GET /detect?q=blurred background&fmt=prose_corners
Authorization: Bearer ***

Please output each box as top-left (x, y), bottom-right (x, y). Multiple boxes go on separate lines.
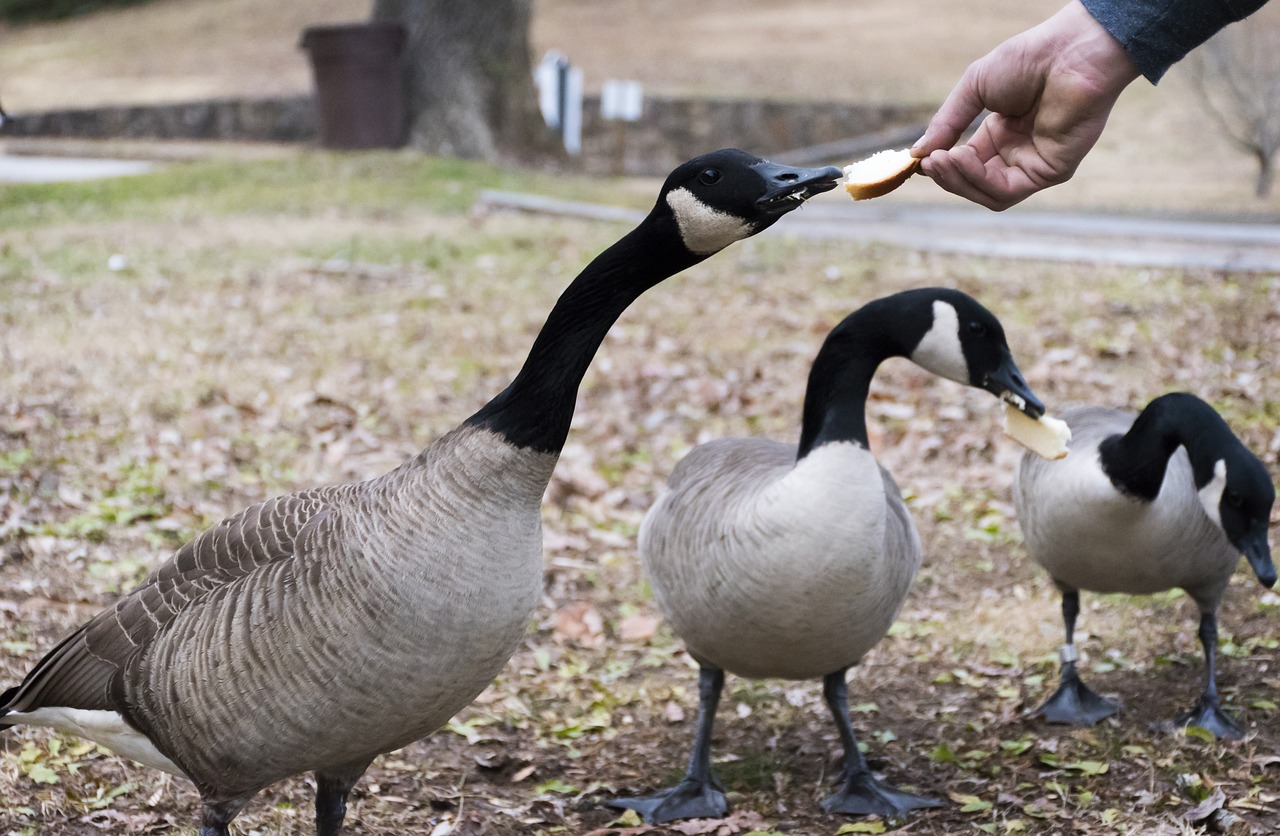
top-left (1, 0), bottom-right (1278, 213)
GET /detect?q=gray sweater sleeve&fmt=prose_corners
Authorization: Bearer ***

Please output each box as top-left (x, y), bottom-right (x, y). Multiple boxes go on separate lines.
top-left (1080, 0), bottom-right (1270, 82)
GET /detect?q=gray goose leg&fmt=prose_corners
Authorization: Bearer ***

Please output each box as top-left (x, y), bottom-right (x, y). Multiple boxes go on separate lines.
top-left (1033, 590), bottom-right (1119, 725)
top-left (1173, 611), bottom-right (1243, 739)
top-left (199, 796), bottom-right (251, 836)
top-left (609, 664), bottom-right (728, 823)
top-left (316, 759), bottom-right (374, 836)
top-left (820, 668), bottom-right (942, 816)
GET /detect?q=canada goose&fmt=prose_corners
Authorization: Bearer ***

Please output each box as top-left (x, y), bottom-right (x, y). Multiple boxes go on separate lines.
top-left (611, 288), bottom-right (1045, 822)
top-left (1014, 392), bottom-right (1277, 739)
top-left (0, 149), bottom-right (841, 836)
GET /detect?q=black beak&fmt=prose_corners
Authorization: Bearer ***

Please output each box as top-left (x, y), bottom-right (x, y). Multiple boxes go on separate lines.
top-left (1242, 532), bottom-right (1277, 589)
top-left (751, 159), bottom-right (842, 214)
top-left (982, 352), bottom-right (1044, 418)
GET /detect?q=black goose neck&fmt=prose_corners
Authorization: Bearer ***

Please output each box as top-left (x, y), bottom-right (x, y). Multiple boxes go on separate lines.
top-left (1099, 393), bottom-right (1235, 500)
top-left (464, 212), bottom-right (701, 453)
top-left (796, 306), bottom-right (909, 459)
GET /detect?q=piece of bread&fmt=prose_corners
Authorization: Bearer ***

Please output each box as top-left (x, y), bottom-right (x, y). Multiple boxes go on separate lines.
top-left (1003, 403), bottom-right (1072, 460)
top-left (843, 149), bottom-right (920, 200)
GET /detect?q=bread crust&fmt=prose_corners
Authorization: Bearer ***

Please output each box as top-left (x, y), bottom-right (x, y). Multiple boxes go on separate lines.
top-left (843, 150), bottom-right (920, 200)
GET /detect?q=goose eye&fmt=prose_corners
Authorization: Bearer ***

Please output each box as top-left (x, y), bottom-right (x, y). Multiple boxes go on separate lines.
top-left (1226, 490), bottom-right (1244, 508)
top-left (967, 321), bottom-right (987, 336)
top-left (698, 168), bottom-right (723, 186)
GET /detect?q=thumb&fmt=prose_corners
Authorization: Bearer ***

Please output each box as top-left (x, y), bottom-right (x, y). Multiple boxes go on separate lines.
top-left (912, 73), bottom-right (986, 158)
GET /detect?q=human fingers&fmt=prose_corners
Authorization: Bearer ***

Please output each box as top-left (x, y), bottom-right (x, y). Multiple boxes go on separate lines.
top-left (921, 144), bottom-right (1039, 211)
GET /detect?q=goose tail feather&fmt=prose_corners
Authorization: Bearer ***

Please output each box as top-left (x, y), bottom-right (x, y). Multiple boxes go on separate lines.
top-left (0, 685), bottom-right (17, 728)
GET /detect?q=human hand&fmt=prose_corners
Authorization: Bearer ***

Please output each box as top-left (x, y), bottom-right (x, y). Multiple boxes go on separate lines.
top-left (912, 0), bottom-right (1140, 210)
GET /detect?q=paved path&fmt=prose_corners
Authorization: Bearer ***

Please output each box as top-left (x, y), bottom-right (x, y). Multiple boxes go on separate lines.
top-left (791, 199), bottom-right (1280, 273)
top-left (480, 189), bottom-right (1280, 274)
top-left (0, 154), bottom-right (154, 183)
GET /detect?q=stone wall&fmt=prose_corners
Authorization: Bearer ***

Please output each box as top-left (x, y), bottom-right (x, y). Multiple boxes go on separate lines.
top-left (2, 97), bottom-right (317, 144)
top-left (1, 94), bottom-right (929, 174)
top-left (579, 97), bottom-right (929, 175)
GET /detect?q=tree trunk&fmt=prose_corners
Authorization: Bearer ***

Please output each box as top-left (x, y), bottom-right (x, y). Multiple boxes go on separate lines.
top-left (1255, 147), bottom-right (1275, 199)
top-left (370, 0), bottom-right (561, 164)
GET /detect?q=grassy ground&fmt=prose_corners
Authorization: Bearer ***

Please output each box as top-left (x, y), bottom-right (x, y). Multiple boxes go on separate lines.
top-left (0, 151), bottom-right (1277, 835)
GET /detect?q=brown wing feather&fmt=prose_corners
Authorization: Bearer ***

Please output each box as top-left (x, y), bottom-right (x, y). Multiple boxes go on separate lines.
top-left (1, 487), bottom-right (346, 720)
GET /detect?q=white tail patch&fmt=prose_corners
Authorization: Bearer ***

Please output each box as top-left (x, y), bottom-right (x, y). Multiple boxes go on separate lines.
top-left (1198, 459), bottom-right (1227, 527)
top-left (9, 707), bottom-right (185, 776)
top-left (666, 187), bottom-right (752, 255)
top-left (909, 300), bottom-right (969, 384)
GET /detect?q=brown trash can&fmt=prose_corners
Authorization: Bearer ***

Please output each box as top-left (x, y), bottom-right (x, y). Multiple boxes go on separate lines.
top-left (301, 22), bottom-right (407, 150)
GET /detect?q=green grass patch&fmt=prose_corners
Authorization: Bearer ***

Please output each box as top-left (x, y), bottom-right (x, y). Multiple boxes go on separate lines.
top-left (0, 151), bottom-right (621, 232)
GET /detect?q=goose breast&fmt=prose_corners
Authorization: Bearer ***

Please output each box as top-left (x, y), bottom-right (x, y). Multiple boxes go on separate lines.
top-left (642, 439), bottom-right (920, 680)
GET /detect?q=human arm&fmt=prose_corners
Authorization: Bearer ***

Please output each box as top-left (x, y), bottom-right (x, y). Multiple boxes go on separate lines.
top-left (1083, 0), bottom-right (1271, 83)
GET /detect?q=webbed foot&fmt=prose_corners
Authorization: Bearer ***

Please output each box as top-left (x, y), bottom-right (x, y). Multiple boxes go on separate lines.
top-left (1174, 694), bottom-right (1244, 740)
top-left (1033, 671), bottom-right (1119, 726)
top-left (821, 769), bottom-right (943, 817)
top-left (609, 776), bottom-right (728, 823)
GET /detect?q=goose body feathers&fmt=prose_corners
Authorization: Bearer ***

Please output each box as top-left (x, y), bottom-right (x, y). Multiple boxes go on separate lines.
top-left (6, 427), bottom-right (553, 797)
top-left (1016, 405), bottom-right (1235, 605)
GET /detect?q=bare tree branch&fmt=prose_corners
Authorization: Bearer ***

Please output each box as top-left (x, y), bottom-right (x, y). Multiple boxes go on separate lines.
top-left (1185, 8), bottom-right (1280, 197)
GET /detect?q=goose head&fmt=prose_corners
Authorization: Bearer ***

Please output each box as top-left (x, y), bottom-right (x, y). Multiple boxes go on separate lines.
top-left (905, 288), bottom-right (1044, 418)
top-left (1195, 439), bottom-right (1276, 589)
top-left (659, 149), bottom-right (841, 256)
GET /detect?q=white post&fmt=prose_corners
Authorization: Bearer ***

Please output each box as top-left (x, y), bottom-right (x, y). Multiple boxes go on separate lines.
top-left (561, 64), bottom-right (583, 156)
top-left (533, 50), bottom-right (583, 156)
top-left (601, 80), bottom-right (643, 172)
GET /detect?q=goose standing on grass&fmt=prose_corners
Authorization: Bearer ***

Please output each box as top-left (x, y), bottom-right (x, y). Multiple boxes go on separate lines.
top-left (611, 288), bottom-right (1046, 822)
top-left (0, 149), bottom-right (841, 836)
top-left (1015, 392), bottom-right (1276, 739)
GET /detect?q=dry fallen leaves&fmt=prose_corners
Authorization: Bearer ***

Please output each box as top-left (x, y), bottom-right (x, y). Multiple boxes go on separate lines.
top-left (2, 190), bottom-right (1279, 835)
top-left (552, 600), bottom-right (605, 648)
top-left (618, 612), bottom-right (661, 643)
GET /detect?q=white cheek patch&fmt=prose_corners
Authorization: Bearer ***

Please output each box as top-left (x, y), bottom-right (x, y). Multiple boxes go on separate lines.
top-left (666, 187), bottom-right (753, 255)
top-left (909, 300), bottom-right (969, 384)
top-left (1198, 459), bottom-right (1227, 527)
